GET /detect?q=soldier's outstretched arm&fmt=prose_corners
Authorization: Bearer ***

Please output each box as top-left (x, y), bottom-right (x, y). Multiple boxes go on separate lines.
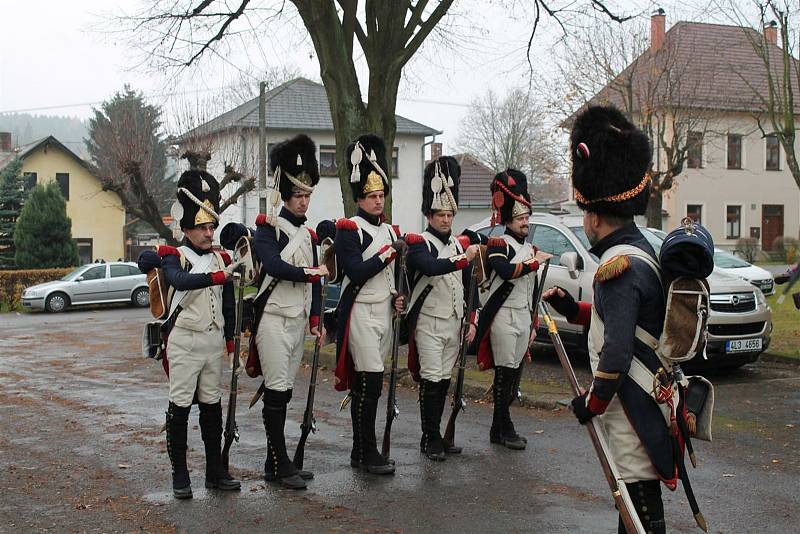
top-left (405, 233), bottom-right (469, 276)
top-left (486, 238), bottom-right (538, 280)
top-left (572, 270), bottom-right (640, 423)
top-left (160, 247), bottom-right (227, 291)
top-left (334, 219), bottom-right (395, 285)
top-left (254, 222), bottom-right (317, 283)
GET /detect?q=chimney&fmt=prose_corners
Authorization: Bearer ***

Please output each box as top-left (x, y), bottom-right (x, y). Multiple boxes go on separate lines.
top-left (651, 8), bottom-right (666, 52)
top-left (0, 132), bottom-right (11, 152)
top-left (430, 142), bottom-right (442, 160)
top-left (764, 20), bottom-right (778, 45)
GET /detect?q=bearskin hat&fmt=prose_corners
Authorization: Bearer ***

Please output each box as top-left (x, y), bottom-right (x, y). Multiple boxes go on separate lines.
top-left (345, 133), bottom-right (390, 201)
top-left (570, 105), bottom-right (652, 218)
top-left (422, 156), bottom-right (460, 215)
top-left (175, 169), bottom-right (221, 229)
top-left (269, 134), bottom-right (320, 201)
top-left (490, 168), bottom-right (531, 225)
top-left (219, 222), bottom-right (254, 251)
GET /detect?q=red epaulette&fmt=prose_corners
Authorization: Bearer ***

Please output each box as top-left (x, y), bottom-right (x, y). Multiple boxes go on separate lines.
top-left (487, 237), bottom-right (506, 248)
top-left (255, 213), bottom-right (269, 226)
top-left (307, 227), bottom-right (319, 244)
top-left (456, 235), bottom-right (471, 250)
top-left (157, 245), bottom-right (180, 258)
top-left (391, 224), bottom-right (401, 237)
top-left (404, 233), bottom-right (425, 246)
top-left (336, 218), bottom-right (358, 231)
top-left (218, 250), bottom-right (232, 266)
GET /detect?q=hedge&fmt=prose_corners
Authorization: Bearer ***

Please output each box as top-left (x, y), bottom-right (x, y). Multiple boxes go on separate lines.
top-left (0, 268), bottom-right (74, 308)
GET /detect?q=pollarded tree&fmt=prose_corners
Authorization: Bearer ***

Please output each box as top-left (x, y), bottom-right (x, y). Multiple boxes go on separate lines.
top-left (119, 0), bottom-right (632, 218)
top-left (0, 158), bottom-right (26, 269)
top-left (14, 183), bottom-right (80, 269)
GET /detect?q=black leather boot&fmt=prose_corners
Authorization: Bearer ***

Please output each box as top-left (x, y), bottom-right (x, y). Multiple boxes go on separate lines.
top-left (263, 389), bottom-right (313, 482)
top-left (617, 480), bottom-right (666, 534)
top-left (504, 365), bottom-right (527, 445)
top-left (350, 372), bottom-right (395, 474)
top-left (166, 402), bottom-right (192, 499)
top-left (198, 402), bottom-right (241, 491)
top-left (490, 367), bottom-right (525, 450)
top-left (419, 379), bottom-right (445, 461)
top-left (262, 389), bottom-right (306, 489)
top-left (438, 379), bottom-right (462, 454)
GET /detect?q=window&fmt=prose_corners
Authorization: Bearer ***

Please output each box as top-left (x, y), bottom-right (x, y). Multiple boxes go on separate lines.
top-left (687, 131), bottom-right (703, 169)
top-left (766, 134), bottom-right (780, 170)
top-left (111, 264), bottom-right (139, 277)
top-left (726, 205), bottom-right (742, 239)
top-left (687, 204), bottom-right (703, 224)
top-left (56, 173), bottom-right (69, 200)
top-left (530, 225), bottom-right (577, 267)
top-left (391, 147), bottom-right (399, 178)
top-left (23, 172), bottom-right (37, 192)
top-left (319, 145), bottom-right (337, 176)
top-left (80, 265), bottom-right (106, 281)
top-left (727, 134), bottom-right (742, 169)
top-left (259, 197), bottom-right (267, 214)
top-left (76, 238), bottom-right (92, 265)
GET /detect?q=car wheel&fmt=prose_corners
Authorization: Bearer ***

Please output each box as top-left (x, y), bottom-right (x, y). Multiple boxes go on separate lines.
top-left (132, 287), bottom-right (150, 308)
top-left (45, 292), bottom-right (69, 313)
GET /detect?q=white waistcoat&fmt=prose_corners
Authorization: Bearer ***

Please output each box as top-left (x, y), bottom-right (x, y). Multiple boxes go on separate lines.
top-left (174, 249), bottom-right (225, 332)
top-left (412, 232), bottom-right (464, 320)
top-left (488, 235), bottom-right (536, 310)
top-left (263, 217), bottom-right (315, 318)
top-left (346, 216), bottom-right (396, 304)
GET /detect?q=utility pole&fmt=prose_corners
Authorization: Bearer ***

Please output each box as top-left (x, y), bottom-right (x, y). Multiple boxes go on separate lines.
top-left (258, 80), bottom-right (267, 212)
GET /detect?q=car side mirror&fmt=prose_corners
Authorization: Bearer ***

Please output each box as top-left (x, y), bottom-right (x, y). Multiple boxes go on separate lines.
top-left (76, 276), bottom-right (84, 282)
top-left (561, 252), bottom-right (581, 279)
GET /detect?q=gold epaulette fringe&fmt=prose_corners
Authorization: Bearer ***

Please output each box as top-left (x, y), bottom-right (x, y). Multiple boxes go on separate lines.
top-left (594, 255), bottom-right (630, 283)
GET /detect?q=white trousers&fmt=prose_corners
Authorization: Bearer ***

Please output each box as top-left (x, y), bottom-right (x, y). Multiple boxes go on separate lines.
top-left (167, 325), bottom-right (224, 407)
top-left (599, 397), bottom-right (658, 482)
top-left (489, 306), bottom-right (531, 369)
top-left (255, 313), bottom-right (307, 391)
top-left (348, 297), bottom-right (393, 373)
top-left (415, 312), bottom-right (461, 382)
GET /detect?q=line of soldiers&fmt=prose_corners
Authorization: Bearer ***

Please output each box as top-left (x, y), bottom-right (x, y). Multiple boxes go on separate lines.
top-left (146, 106), bottom-right (701, 533)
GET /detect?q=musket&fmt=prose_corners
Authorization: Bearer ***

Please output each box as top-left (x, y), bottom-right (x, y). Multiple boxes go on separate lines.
top-left (442, 252), bottom-right (480, 450)
top-left (538, 301), bottom-right (646, 534)
top-left (293, 238), bottom-right (333, 470)
top-left (512, 258), bottom-right (551, 404)
top-left (381, 240), bottom-right (408, 459)
top-left (222, 268), bottom-right (245, 472)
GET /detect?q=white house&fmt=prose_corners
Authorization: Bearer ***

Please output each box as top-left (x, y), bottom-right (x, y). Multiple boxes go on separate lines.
top-left (178, 77), bottom-right (441, 235)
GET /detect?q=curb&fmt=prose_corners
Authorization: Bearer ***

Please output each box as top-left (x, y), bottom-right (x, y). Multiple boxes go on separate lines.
top-left (761, 353), bottom-right (800, 366)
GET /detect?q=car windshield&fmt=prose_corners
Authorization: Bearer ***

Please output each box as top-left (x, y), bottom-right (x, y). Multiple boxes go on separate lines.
top-left (568, 226), bottom-right (664, 255)
top-left (60, 267), bottom-right (86, 281)
top-left (714, 250), bottom-right (750, 268)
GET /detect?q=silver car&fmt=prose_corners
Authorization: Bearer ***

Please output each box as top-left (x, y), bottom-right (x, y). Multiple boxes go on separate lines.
top-left (471, 213), bottom-right (773, 370)
top-left (21, 262), bottom-right (149, 313)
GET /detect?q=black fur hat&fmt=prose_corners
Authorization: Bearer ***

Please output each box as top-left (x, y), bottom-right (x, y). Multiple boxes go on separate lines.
top-left (345, 134), bottom-right (390, 201)
top-left (269, 134), bottom-right (320, 201)
top-left (490, 168), bottom-right (531, 225)
top-left (422, 156), bottom-right (460, 215)
top-left (175, 169), bottom-right (221, 229)
top-left (570, 106), bottom-right (652, 217)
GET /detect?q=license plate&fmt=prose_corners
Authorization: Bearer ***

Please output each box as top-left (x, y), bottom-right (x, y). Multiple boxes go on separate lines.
top-left (725, 338), bottom-right (762, 353)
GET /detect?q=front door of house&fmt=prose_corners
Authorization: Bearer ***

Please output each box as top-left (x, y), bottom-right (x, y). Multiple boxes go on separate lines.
top-left (761, 204), bottom-right (784, 251)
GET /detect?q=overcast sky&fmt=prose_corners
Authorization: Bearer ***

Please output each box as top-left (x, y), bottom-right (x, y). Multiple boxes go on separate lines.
top-left (0, 0), bottom-right (749, 152)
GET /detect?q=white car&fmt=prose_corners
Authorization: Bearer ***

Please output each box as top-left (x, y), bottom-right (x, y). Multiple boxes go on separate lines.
top-left (21, 262), bottom-right (149, 313)
top-left (714, 248), bottom-right (774, 295)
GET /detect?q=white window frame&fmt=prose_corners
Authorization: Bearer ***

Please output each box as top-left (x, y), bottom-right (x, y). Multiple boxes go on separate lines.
top-left (684, 201), bottom-right (706, 226)
top-left (723, 203), bottom-right (745, 240)
top-left (764, 133), bottom-right (782, 171)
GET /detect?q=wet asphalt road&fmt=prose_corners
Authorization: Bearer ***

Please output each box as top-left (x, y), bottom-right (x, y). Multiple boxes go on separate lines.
top-left (1, 306), bottom-right (799, 533)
